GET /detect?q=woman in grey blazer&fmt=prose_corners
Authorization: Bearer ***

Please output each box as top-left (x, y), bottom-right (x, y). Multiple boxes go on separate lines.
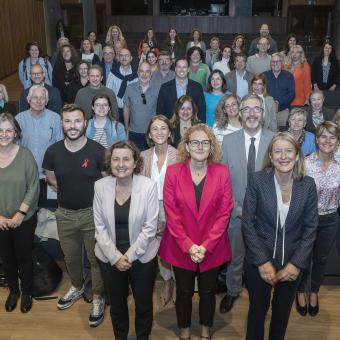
top-left (242, 132), bottom-right (318, 340)
top-left (94, 140), bottom-right (159, 340)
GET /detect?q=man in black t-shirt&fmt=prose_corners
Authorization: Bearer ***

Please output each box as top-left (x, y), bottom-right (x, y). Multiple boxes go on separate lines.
top-left (43, 104), bottom-right (105, 327)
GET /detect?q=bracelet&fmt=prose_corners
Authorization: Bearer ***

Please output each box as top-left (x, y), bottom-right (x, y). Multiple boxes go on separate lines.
top-left (18, 210), bottom-right (27, 216)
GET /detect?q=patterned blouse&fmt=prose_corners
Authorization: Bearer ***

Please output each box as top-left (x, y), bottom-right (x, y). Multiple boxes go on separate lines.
top-left (305, 152), bottom-right (340, 215)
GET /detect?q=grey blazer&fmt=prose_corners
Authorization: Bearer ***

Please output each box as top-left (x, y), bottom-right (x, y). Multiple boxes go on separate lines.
top-left (225, 70), bottom-right (253, 96)
top-left (263, 95), bottom-right (278, 132)
top-left (221, 128), bottom-right (274, 219)
top-left (242, 170), bottom-right (318, 269)
top-left (93, 175), bottom-right (159, 265)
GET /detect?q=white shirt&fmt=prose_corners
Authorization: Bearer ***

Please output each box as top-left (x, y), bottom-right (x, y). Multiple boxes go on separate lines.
top-left (244, 129), bottom-right (262, 161)
top-left (213, 58), bottom-right (231, 75)
top-left (151, 148), bottom-right (168, 200)
top-left (106, 66), bottom-right (138, 108)
top-left (213, 123), bottom-right (242, 145)
top-left (82, 53), bottom-right (94, 63)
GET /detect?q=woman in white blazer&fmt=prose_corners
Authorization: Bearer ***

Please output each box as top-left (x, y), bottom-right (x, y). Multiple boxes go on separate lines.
top-left (94, 140), bottom-right (159, 340)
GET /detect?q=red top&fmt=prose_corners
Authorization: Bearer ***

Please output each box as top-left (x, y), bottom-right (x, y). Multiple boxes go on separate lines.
top-left (159, 161), bottom-right (233, 272)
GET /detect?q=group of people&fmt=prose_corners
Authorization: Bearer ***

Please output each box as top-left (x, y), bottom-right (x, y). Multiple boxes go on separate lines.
top-left (0, 22), bottom-right (339, 340)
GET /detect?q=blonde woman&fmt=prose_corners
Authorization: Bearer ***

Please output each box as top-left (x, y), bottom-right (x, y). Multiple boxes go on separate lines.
top-left (284, 45), bottom-right (311, 106)
top-left (105, 25), bottom-right (127, 49)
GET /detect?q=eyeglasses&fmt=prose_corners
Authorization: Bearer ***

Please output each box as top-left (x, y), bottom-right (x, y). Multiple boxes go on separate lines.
top-left (141, 93), bottom-right (146, 105)
top-left (240, 106), bottom-right (263, 114)
top-left (188, 140), bottom-right (211, 149)
top-left (30, 72), bottom-right (44, 76)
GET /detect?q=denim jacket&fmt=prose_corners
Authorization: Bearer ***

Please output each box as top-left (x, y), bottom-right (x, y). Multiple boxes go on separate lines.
top-left (86, 118), bottom-right (127, 147)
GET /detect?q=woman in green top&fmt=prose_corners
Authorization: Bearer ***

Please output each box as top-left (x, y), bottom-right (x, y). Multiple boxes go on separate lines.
top-left (0, 112), bottom-right (39, 313)
top-left (187, 46), bottom-right (210, 90)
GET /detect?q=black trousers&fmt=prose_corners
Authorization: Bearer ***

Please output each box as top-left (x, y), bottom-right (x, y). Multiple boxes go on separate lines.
top-left (99, 257), bottom-right (157, 340)
top-left (173, 265), bottom-right (219, 328)
top-left (244, 261), bottom-right (301, 340)
top-left (298, 212), bottom-right (339, 293)
top-left (0, 213), bottom-right (37, 294)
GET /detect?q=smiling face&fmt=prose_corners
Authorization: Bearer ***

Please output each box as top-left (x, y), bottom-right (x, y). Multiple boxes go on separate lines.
top-left (28, 87), bottom-right (48, 113)
top-left (210, 72), bottom-right (223, 91)
top-left (178, 100), bottom-right (193, 122)
top-left (119, 49), bottom-right (132, 67)
top-left (82, 39), bottom-right (92, 53)
top-left (186, 129), bottom-right (211, 163)
top-left (271, 54), bottom-right (283, 73)
top-left (149, 119), bottom-right (170, 146)
top-left (169, 29), bottom-right (176, 40)
top-left (260, 24), bottom-right (269, 37)
top-left (88, 32), bottom-right (96, 43)
top-left (147, 29), bottom-right (154, 39)
top-left (257, 38), bottom-right (269, 54)
top-left (93, 97), bottom-right (110, 118)
top-left (147, 52), bottom-right (157, 65)
top-left (141, 42), bottom-right (150, 55)
top-left (103, 46), bottom-right (114, 63)
top-left (30, 64), bottom-right (45, 85)
top-left (251, 79), bottom-right (264, 95)
top-left (62, 47), bottom-right (72, 62)
top-left (175, 59), bottom-right (188, 80)
top-left (224, 96), bottom-right (239, 119)
top-left (289, 113), bottom-right (306, 132)
top-left (240, 97), bottom-right (264, 132)
top-left (88, 69), bottom-right (103, 88)
top-left (288, 36), bottom-right (296, 49)
top-left (158, 54), bottom-right (171, 72)
top-left (62, 110), bottom-right (87, 141)
top-left (193, 30), bottom-right (200, 41)
top-left (235, 56), bottom-right (246, 72)
top-left (310, 92), bottom-right (324, 111)
top-left (222, 47), bottom-right (231, 59)
top-left (291, 47), bottom-right (302, 63)
top-left (190, 49), bottom-right (201, 64)
top-left (316, 129), bottom-right (339, 155)
top-left (111, 28), bottom-right (119, 40)
top-left (78, 62), bottom-right (89, 79)
top-left (111, 148), bottom-right (136, 179)
top-left (29, 45), bottom-right (39, 58)
top-left (0, 120), bottom-right (16, 147)
top-left (270, 139), bottom-right (298, 175)
top-left (138, 62), bottom-right (152, 84)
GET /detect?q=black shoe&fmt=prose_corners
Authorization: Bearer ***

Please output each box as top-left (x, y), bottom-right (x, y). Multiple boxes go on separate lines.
top-left (219, 294), bottom-right (237, 313)
top-left (20, 294), bottom-right (33, 313)
top-left (295, 294), bottom-right (307, 316)
top-left (5, 290), bottom-right (20, 312)
top-left (308, 296), bottom-right (319, 317)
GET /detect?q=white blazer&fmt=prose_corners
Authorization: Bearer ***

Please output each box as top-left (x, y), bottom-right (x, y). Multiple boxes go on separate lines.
top-left (94, 174), bottom-right (159, 265)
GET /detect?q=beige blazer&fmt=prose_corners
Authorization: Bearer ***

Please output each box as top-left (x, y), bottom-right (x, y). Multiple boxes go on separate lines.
top-left (140, 145), bottom-right (177, 178)
top-left (93, 174), bottom-right (159, 265)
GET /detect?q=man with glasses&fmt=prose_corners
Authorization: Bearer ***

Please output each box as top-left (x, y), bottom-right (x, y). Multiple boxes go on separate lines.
top-left (99, 45), bottom-right (118, 86)
top-left (246, 37), bottom-right (271, 74)
top-left (264, 53), bottom-right (295, 131)
top-left (19, 64), bottom-right (62, 113)
top-left (150, 50), bottom-right (175, 89)
top-left (75, 64), bottom-right (118, 120)
top-left (220, 94), bottom-right (274, 314)
top-left (106, 48), bottom-right (138, 123)
top-left (123, 62), bottom-right (158, 151)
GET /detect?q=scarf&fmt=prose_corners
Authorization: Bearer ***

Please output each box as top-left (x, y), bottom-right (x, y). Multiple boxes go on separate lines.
top-left (110, 64), bottom-right (137, 99)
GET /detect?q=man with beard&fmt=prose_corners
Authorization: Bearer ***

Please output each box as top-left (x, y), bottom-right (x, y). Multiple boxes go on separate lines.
top-left (248, 23), bottom-right (278, 56)
top-left (150, 50), bottom-right (175, 88)
top-left (42, 104), bottom-right (105, 327)
top-left (19, 64), bottom-right (63, 113)
top-left (123, 62), bottom-right (158, 151)
top-left (220, 94), bottom-right (274, 314)
top-left (156, 58), bottom-right (206, 122)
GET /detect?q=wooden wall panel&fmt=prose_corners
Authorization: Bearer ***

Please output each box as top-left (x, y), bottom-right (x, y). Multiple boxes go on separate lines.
top-left (0, 0), bottom-right (47, 80)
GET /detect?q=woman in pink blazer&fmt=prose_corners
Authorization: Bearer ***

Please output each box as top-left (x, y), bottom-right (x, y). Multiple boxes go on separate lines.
top-left (159, 124), bottom-right (233, 340)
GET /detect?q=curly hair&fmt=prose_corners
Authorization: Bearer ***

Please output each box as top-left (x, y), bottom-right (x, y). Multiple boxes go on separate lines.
top-left (58, 44), bottom-right (80, 66)
top-left (186, 46), bottom-right (205, 64)
top-left (215, 94), bottom-right (242, 129)
top-left (286, 45), bottom-right (308, 69)
top-left (105, 25), bottom-right (127, 48)
top-left (170, 95), bottom-right (199, 128)
top-left (104, 140), bottom-right (143, 176)
top-left (176, 124), bottom-right (222, 163)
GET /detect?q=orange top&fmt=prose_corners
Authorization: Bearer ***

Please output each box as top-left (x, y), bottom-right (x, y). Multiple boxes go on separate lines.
top-left (284, 63), bottom-right (311, 106)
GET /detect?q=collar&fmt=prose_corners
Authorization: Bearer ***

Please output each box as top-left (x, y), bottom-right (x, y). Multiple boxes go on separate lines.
top-left (176, 79), bottom-right (188, 87)
top-left (244, 128), bottom-right (262, 141)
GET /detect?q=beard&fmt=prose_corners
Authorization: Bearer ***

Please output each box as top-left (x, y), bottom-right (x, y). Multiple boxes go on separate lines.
top-left (63, 127), bottom-right (86, 141)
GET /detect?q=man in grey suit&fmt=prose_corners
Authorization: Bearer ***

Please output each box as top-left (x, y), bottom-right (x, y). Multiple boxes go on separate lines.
top-left (220, 94), bottom-right (275, 313)
top-left (225, 54), bottom-right (253, 99)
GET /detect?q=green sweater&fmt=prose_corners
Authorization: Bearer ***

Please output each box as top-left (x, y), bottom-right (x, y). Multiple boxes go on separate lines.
top-left (0, 146), bottom-right (39, 220)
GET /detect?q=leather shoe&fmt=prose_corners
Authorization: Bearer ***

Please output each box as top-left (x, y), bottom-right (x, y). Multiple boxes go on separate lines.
top-left (308, 296), bottom-right (319, 317)
top-left (5, 290), bottom-right (20, 312)
top-left (295, 294), bottom-right (307, 316)
top-left (219, 294), bottom-right (237, 313)
top-left (20, 294), bottom-right (33, 313)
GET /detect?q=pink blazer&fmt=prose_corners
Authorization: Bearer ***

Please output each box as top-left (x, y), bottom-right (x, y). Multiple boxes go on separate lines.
top-left (158, 161), bottom-right (233, 272)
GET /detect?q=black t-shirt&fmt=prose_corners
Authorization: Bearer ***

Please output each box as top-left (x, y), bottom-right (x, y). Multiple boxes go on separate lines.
top-left (42, 138), bottom-right (105, 210)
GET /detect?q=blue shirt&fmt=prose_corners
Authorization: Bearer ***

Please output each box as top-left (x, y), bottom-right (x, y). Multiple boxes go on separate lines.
top-left (264, 70), bottom-right (295, 111)
top-left (301, 131), bottom-right (316, 157)
top-left (176, 79), bottom-right (188, 99)
top-left (204, 92), bottom-right (230, 127)
top-left (236, 71), bottom-right (249, 99)
top-left (104, 62), bottom-right (113, 85)
top-left (16, 109), bottom-right (63, 178)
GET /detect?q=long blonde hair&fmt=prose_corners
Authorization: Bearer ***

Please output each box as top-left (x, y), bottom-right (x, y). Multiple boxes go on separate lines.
top-left (105, 25), bottom-right (127, 48)
top-left (286, 45), bottom-right (308, 69)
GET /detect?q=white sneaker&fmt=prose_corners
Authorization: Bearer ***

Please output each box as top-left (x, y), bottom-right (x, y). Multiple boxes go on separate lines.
top-left (57, 285), bottom-right (84, 310)
top-left (88, 297), bottom-right (105, 327)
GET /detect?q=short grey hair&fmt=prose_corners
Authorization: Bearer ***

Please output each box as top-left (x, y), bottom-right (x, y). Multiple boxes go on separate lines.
top-left (240, 94), bottom-right (264, 110)
top-left (27, 85), bottom-right (49, 102)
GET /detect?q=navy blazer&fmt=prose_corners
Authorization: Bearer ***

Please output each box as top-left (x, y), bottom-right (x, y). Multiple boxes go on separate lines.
top-left (242, 170), bottom-right (318, 270)
top-left (156, 79), bottom-right (206, 123)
